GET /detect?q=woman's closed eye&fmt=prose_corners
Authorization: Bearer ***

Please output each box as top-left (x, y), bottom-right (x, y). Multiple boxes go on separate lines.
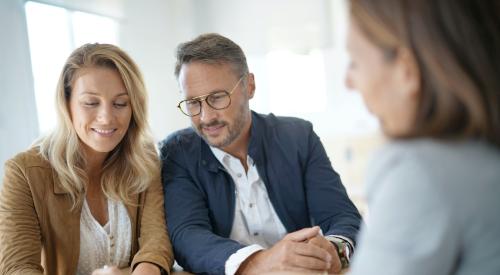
top-left (113, 101), bottom-right (128, 108)
top-left (83, 101), bottom-right (99, 107)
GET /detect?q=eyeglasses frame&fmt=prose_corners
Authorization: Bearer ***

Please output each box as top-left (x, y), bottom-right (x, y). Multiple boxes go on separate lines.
top-left (177, 75), bottom-right (246, 117)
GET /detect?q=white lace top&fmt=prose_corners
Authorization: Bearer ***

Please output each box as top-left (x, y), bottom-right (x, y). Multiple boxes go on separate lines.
top-left (76, 199), bottom-right (132, 275)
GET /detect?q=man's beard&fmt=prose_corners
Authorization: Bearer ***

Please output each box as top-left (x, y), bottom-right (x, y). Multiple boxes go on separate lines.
top-left (193, 102), bottom-right (249, 149)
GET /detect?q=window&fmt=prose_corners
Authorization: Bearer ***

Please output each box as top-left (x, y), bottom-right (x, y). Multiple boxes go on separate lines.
top-left (25, 1), bottom-right (119, 134)
top-left (265, 49), bottom-right (328, 115)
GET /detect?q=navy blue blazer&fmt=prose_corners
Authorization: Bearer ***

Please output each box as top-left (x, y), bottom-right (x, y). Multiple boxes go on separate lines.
top-left (160, 112), bottom-right (361, 274)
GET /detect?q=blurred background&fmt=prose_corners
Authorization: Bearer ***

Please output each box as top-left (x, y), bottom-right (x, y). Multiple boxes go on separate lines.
top-left (0, 0), bottom-right (385, 215)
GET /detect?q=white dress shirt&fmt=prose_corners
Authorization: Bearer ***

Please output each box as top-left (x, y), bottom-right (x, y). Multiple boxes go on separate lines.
top-left (211, 147), bottom-right (354, 274)
top-left (210, 147), bottom-right (287, 275)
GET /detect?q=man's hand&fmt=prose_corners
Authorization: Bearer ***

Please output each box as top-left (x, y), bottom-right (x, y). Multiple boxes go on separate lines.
top-left (307, 235), bottom-right (342, 274)
top-left (237, 226), bottom-right (332, 274)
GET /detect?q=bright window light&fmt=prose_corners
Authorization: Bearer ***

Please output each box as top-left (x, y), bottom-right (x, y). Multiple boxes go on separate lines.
top-left (266, 49), bottom-right (327, 115)
top-left (72, 11), bottom-right (119, 47)
top-left (25, 1), bottom-right (119, 135)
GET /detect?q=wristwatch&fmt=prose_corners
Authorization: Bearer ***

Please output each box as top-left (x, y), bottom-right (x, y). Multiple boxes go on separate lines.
top-left (325, 236), bottom-right (351, 269)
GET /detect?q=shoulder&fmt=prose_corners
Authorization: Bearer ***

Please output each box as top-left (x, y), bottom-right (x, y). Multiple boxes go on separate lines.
top-left (2, 147), bottom-right (53, 199)
top-left (366, 139), bottom-right (500, 207)
top-left (158, 127), bottom-right (200, 160)
top-left (365, 140), bottom-right (444, 206)
top-left (253, 112), bottom-right (314, 142)
top-left (159, 127), bottom-right (197, 147)
top-left (256, 112), bottom-right (313, 131)
top-left (368, 139), bottom-right (500, 183)
top-left (5, 147), bottom-right (51, 172)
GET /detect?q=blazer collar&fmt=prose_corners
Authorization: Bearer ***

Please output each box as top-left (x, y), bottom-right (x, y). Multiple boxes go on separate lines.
top-left (52, 167), bottom-right (140, 209)
top-left (248, 111), bottom-right (265, 164)
top-left (52, 169), bottom-right (70, 194)
top-left (52, 166), bottom-right (139, 221)
top-left (200, 140), bottom-right (224, 173)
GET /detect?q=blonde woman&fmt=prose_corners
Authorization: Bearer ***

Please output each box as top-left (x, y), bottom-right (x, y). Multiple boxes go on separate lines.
top-left (0, 43), bottom-right (173, 275)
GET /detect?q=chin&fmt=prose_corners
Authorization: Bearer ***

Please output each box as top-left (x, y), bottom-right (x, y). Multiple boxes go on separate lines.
top-left (89, 143), bottom-right (120, 154)
top-left (381, 123), bottom-right (411, 139)
top-left (205, 138), bottom-right (224, 148)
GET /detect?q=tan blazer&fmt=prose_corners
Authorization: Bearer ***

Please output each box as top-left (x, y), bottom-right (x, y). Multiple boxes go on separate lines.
top-left (0, 148), bottom-right (174, 275)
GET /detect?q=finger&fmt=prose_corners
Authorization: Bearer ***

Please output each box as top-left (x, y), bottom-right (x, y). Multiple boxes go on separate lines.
top-left (308, 236), bottom-right (331, 250)
top-left (287, 253), bottom-right (331, 271)
top-left (307, 236), bottom-right (342, 272)
top-left (294, 242), bottom-right (332, 263)
top-left (281, 265), bottom-right (330, 274)
top-left (284, 226), bottom-right (320, 242)
top-left (326, 245), bottom-right (342, 273)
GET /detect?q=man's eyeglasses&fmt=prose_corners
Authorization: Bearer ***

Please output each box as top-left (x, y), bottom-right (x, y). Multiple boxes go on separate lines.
top-left (177, 76), bottom-right (245, 117)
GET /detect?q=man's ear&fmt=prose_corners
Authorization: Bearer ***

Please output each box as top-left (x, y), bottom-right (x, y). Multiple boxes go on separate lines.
top-left (246, 73), bottom-right (256, 99)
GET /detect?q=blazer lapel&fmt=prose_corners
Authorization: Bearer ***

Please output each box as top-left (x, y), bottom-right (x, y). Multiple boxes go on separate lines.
top-left (125, 193), bottom-right (139, 259)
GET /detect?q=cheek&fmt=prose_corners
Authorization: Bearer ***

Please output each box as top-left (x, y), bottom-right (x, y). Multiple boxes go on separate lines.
top-left (190, 116), bottom-right (201, 128)
top-left (358, 74), bottom-right (393, 117)
top-left (69, 105), bottom-right (85, 130)
top-left (225, 98), bottom-right (244, 117)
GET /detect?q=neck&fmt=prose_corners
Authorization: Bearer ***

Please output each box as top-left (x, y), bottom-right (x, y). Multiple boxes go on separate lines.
top-left (82, 146), bottom-right (108, 181)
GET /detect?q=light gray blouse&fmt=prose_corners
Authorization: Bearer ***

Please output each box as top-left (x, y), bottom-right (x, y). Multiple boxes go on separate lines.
top-left (349, 139), bottom-right (500, 275)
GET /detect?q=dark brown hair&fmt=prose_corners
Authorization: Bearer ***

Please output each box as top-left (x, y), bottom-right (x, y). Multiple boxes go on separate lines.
top-left (174, 33), bottom-right (249, 79)
top-left (350, 0), bottom-right (500, 147)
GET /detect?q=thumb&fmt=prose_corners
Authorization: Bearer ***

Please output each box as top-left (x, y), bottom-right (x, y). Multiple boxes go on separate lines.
top-left (284, 226), bottom-right (320, 242)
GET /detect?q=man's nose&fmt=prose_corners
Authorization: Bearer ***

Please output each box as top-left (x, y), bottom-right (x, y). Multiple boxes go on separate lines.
top-left (199, 100), bottom-right (217, 122)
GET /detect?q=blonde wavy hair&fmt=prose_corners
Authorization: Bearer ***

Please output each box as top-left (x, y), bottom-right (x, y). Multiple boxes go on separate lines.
top-left (37, 43), bottom-right (159, 208)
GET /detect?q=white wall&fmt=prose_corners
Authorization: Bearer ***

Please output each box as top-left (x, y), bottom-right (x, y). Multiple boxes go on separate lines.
top-left (0, 0), bottom-right (39, 179)
top-left (120, 0), bottom-right (196, 141)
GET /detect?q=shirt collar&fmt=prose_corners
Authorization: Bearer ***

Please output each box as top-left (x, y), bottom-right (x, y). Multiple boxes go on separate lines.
top-left (210, 146), bottom-right (230, 166)
top-left (210, 146), bottom-right (254, 170)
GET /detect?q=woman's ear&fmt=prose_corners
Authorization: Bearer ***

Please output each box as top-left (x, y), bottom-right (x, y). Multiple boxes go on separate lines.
top-left (394, 48), bottom-right (421, 99)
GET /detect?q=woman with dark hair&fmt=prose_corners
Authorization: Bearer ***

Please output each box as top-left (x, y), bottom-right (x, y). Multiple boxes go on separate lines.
top-left (345, 0), bottom-right (500, 274)
top-left (0, 44), bottom-right (173, 275)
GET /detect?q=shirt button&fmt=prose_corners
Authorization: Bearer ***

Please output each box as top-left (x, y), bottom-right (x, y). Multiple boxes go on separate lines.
top-left (249, 203), bottom-right (254, 208)
top-left (253, 232), bottom-right (259, 236)
top-left (237, 173), bottom-right (242, 178)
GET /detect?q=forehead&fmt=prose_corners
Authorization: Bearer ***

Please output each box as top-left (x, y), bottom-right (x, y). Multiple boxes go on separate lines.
top-left (72, 67), bottom-right (127, 96)
top-left (178, 62), bottom-right (239, 98)
top-left (347, 19), bottom-right (365, 51)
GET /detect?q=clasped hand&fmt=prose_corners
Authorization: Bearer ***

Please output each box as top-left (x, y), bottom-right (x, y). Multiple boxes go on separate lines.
top-left (238, 226), bottom-right (342, 274)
